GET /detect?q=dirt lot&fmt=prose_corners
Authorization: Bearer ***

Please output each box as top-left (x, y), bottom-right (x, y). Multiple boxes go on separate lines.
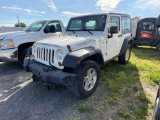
top-left (0, 47), bottom-right (159, 120)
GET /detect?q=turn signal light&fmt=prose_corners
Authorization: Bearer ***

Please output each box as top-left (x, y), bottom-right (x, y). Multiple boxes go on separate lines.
top-left (58, 62), bottom-right (62, 67)
top-left (10, 40), bottom-right (14, 48)
top-left (77, 60), bottom-right (81, 65)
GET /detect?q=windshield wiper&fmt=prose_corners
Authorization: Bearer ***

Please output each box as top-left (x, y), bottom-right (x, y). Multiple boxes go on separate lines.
top-left (67, 30), bottom-right (75, 34)
top-left (87, 30), bottom-right (93, 35)
top-left (71, 30), bottom-right (76, 34)
top-left (82, 29), bottom-right (93, 35)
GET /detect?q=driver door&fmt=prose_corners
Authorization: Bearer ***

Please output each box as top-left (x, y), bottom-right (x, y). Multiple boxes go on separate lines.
top-left (106, 15), bottom-right (121, 60)
top-left (41, 21), bottom-right (63, 39)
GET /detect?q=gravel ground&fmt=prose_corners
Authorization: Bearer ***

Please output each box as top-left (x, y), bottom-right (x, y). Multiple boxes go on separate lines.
top-left (0, 62), bottom-right (90, 120)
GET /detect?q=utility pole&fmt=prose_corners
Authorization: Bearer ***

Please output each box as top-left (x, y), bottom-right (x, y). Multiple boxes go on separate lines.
top-left (17, 15), bottom-right (20, 27)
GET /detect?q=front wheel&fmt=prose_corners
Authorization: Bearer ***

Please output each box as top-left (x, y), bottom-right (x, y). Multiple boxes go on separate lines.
top-left (70, 60), bottom-right (100, 99)
top-left (118, 44), bottom-right (131, 64)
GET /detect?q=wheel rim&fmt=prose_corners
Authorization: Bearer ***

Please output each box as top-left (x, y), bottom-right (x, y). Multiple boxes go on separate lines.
top-left (125, 48), bottom-right (130, 61)
top-left (83, 68), bottom-right (97, 91)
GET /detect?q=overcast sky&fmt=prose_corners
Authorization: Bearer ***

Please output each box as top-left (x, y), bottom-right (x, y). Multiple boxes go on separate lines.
top-left (0, 0), bottom-right (160, 27)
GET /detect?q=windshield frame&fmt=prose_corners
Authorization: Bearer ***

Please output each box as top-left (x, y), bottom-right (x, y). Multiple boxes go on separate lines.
top-left (24, 20), bottom-right (47, 32)
top-left (66, 14), bottom-right (107, 31)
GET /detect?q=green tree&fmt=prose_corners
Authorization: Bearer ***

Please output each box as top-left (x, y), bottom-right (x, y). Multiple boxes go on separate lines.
top-left (15, 22), bottom-right (27, 27)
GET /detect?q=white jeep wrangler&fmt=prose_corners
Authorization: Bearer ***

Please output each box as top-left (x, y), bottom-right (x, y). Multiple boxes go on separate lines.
top-left (24, 13), bottom-right (134, 98)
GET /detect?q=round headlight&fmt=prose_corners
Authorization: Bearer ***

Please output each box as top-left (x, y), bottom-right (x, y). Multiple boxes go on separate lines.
top-left (32, 45), bottom-right (36, 53)
top-left (56, 49), bottom-right (63, 59)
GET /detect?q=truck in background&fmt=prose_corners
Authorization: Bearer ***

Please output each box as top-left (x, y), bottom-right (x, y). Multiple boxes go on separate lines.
top-left (131, 16), bottom-right (160, 51)
top-left (0, 27), bottom-right (25, 33)
top-left (0, 20), bottom-right (66, 64)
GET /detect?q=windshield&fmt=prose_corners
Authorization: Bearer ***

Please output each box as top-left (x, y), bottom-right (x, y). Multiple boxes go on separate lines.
top-left (67, 15), bottom-right (107, 31)
top-left (24, 21), bottom-right (46, 32)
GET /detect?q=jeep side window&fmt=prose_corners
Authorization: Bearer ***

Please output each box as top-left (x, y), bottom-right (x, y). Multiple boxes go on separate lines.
top-left (122, 16), bottom-right (131, 34)
top-left (44, 21), bottom-right (62, 33)
top-left (109, 16), bottom-right (120, 31)
top-left (142, 22), bottom-right (154, 31)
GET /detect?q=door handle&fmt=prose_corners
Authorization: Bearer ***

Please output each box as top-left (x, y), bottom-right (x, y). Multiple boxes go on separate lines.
top-left (118, 35), bottom-right (122, 37)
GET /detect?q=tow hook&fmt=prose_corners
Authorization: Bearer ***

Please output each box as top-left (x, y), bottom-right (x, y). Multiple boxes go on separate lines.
top-left (44, 83), bottom-right (55, 91)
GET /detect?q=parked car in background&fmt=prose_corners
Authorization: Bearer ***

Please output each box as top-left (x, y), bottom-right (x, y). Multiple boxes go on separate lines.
top-left (24, 13), bottom-right (134, 98)
top-left (0, 20), bottom-right (66, 64)
top-left (131, 15), bottom-right (160, 51)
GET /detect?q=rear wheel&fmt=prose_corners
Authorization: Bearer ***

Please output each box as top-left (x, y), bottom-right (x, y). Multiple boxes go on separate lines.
top-left (156, 43), bottom-right (160, 51)
top-left (118, 44), bottom-right (131, 64)
top-left (19, 48), bottom-right (28, 65)
top-left (70, 60), bottom-right (100, 99)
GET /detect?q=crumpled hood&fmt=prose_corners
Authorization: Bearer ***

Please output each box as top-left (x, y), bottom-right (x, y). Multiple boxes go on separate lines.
top-left (36, 35), bottom-right (99, 50)
top-left (0, 31), bottom-right (26, 39)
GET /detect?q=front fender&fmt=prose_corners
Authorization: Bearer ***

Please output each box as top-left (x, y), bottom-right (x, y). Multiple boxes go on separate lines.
top-left (62, 47), bottom-right (103, 68)
top-left (119, 36), bottom-right (134, 55)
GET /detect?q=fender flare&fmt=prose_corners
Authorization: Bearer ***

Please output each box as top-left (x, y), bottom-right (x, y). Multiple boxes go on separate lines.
top-left (62, 47), bottom-right (104, 68)
top-left (119, 36), bottom-right (134, 56)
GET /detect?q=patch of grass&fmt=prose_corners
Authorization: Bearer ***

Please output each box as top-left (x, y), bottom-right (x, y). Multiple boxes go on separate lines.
top-left (131, 47), bottom-right (160, 85)
top-left (139, 93), bottom-right (150, 104)
top-left (118, 109), bottom-right (131, 118)
top-left (74, 47), bottom-right (159, 120)
top-left (133, 86), bottom-right (138, 92)
top-left (95, 47), bottom-right (160, 119)
top-left (107, 97), bottom-right (118, 106)
top-left (134, 105), bottom-right (149, 119)
top-left (77, 105), bottom-right (95, 114)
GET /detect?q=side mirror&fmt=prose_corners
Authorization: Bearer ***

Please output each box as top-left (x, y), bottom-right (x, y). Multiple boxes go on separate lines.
top-left (156, 15), bottom-right (160, 27)
top-left (108, 26), bottom-right (119, 38)
top-left (110, 26), bottom-right (119, 34)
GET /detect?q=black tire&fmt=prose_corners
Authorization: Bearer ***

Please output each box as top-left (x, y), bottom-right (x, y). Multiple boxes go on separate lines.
top-left (118, 44), bottom-right (131, 64)
top-left (19, 48), bottom-right (28, 65)
top-left (70, 60), bottom-right (100, 99)
top-left (156, 43), bottom-right (160, 51)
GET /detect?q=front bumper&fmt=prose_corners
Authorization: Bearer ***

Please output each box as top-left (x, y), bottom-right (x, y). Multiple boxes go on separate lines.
top-left (0, 48), bottom-right (18, 62)
top-left (23, 59), bottom-right (77, 86)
